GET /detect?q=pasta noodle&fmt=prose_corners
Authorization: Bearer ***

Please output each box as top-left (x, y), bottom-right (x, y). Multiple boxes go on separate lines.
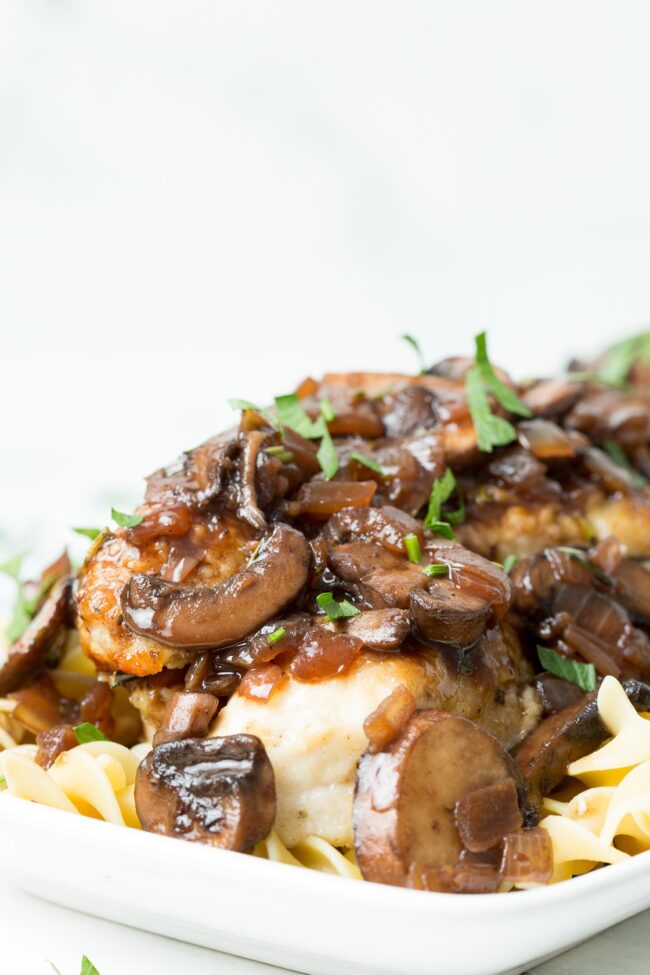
top-left (254, 829), bottom-right (362, 880)
top-left (4, 663), bottom-right (649, 887)
top-left (540, 675), bottom-right (650, 882)
top-left (1, 738), bottom-right (361, 878)
top-left (0, 741), bottom-right (150, 829)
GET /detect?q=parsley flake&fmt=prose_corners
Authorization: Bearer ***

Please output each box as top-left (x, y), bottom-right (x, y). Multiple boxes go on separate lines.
top-left (423, 563), bottom-right (449, 577)
top-left (73, 527), bottom-right (102, 540)
top-left (465, 333), bottom-right (531, 453)
top-left (316, 592), bottom-right (360, 621)
top-left (267, 626), bottom-right (286, 645)
top-left (111, 508), bottom-right (144, 529)
top-left (603, 441), bottom-right (647, 488)
top-left (401, 334), bottom-right (426, 373)
top-left (537, 645), bottom-right (597, 693)
top-left (348, 452), bottom-right (384, 475)
top-left (319, 398), bottom-right (336, 423)
top-left (424, 468), bottom-right (463, 537)
top-left (74, 722), bottom-right (108, 744)
top-left (502, 554), bottom-right (519, 575)
top-left (403, 533), bottom-right (422, 564)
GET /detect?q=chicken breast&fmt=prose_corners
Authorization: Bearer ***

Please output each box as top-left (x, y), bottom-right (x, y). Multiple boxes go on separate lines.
top-left (214, 632), bottom-right (541, 849)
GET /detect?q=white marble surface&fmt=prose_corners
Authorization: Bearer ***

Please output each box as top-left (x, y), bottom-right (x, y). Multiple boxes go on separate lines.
top-left (1, 877), bottom-right (649, 975)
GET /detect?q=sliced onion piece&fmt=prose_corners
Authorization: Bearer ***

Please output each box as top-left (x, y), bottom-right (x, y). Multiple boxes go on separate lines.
top-left (500, 827), bottom-right (553, 884)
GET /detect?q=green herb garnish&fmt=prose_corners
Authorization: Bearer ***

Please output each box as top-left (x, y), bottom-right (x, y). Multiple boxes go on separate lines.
top-left (81, 958), bottom-right (101, 975)
top-left (319, 398), bottom-right (336, 422)
top-left (348, 452), bottom-right (384, 475)
top-left (228, 398), bottom-right (278, 428)
top-left (0, 774), bottom-right (6, 791)
top-left (111, 508), bottom-right (144, 529)
top-left (423, 563), bottom-right (449, 577)
top-left (429, 521), bottom-right (456, 540)
top-left (316, 424), bottom-right (339, 479)
top-left (73, 528), bottom-right (102, 540)
top-left (603, 441), bottom-right (647, 488)
top-left (401, 334), bottom-right (426, 373)
top-left (465, 333), bottom-right (531, 453)
top-left (267, 627), bottom-right (286, 645)
top-left (0, 555), bottom-right (56, 644)
top-left (423, 468), bottom-right (463, 537)
top-left (537, 645), bottom-right (597, 692)
top-left (275, 393), bottom-right (317, 438)
top-left (0, 554), bottom-right (23, 581)
top-left (502, 554), bottom-right (519, 575)
top-left (273, 393), bottom-right (339, 478)
top-left (265, 445), bottom-right (295, 463)
top-left (474, 332), bottom-right (532, 418)
top-left (598, 332), bottom-right (650, 387)
top-left (316, 592), bottom-right (360, 621)
top-left (403, 533), bottom-right (422, 564)
top-left (74, 723), bottom-right (108, 744)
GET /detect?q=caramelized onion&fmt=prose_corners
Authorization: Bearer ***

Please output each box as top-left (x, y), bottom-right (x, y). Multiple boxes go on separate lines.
top-left (35, 723), bottom-right (78, 770)
top-left (517, 419), bottom-right (576, 460)
top-left (292, 480), bottom-right (377, 517)
top-left (500, 827), bottom-right (553, 884)
top-left (289, 629), bottom-right (362, 681)
top-left (127, 504), bottom-right (193, 545)
top-left (239, 665), bottom-right (287, 702)
top-left (454, 779), bottom-right (522, 852)
top-left (153, 690), bottom-right (219, 746)
top-left (363, 685), bottom-right (417, 753)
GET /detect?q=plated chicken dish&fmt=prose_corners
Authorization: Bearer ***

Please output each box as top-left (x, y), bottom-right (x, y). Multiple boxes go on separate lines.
top-left (4, 331), bottom-right (650, 893)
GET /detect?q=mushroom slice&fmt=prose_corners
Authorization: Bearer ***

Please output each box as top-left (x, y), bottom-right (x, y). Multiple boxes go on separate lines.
top-left (0, 576), bottom-right (71, 696)
top-left (410, 586), bottom-right (490, 649)
top-left (345, 608), bottom-right (410, 651)
top-left (121, 524), bottom-right (310, 649)
top-left (353, 709), bottom-right (520, 886)
top-left (515, 678), bottom-right (650, 819)
top-left (135, 735), bottom-right (276, 851)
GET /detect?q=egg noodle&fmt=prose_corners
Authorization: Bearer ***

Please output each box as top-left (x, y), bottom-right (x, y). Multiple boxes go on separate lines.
top-left (539, 675), bottom-right (650, 883)
top-left (2, 667), bottom-right (649, 886)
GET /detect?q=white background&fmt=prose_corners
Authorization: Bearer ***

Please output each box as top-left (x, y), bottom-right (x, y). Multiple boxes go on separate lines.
top-left (2, 1), bottom-right (650, 971)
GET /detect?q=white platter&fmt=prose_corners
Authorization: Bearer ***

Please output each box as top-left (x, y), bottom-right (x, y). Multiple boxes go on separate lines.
top-left (1, 795), bottom-right (650, 975)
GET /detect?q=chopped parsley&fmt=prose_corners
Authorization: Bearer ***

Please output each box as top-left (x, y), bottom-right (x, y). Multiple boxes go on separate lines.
top-left (319, 397), bottom-right (336, 422)
top-left (0, 554), bottom-right (56, 644)
top-left (603, 441), bottom-right (647, 488)
top-left (502, 554), bottom-right (519, 575)
top-left (81, 958), bottom-right (102, 975)
top-left (423, 563), bottom-right (449, 577)
top-left (73, 527), bottom-right (102, 540)
top-left (265, 445), bottom-right (294, 463)
top-left (597, 332), bottom-right (650, 387)
top-left (275, 393), bottom-right (317, 438)
top-left (267, 626), bottom-right (286, 645)
top-left (273, 393), bottom-right (339, 479)
top-left (465, 332), bottom-right (531, 452)
top-left (537, 645), bottom-right (597, 693)
top-left (348, 452), bottom-right (384, 475)
top-left (74, 722), bottom-right (108, 744)
top-left (401, 333), bottom-right (426, 373)
top-left (316, 424), bottom-right (339, 479)
top-left (403, 533), bottom-right (422, 564)
top-left (316, 592), bottom-right (360, 621)
top-left (0, 774), bottom-right (6, 791)
top-left (423, 468), bottom-right (463, 538)
top-left (228, 398), bottom-right (278, 428)
top-left (111, 508), bottom-right (144, 529)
